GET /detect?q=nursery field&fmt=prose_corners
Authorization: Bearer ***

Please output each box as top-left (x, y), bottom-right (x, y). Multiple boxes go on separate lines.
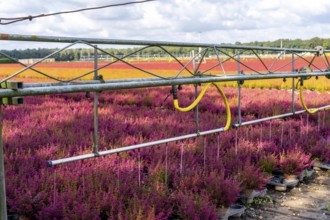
top-left (0, 55), bottom-right (329, 90)
top-left (3, 84), bottom-right (330, 219)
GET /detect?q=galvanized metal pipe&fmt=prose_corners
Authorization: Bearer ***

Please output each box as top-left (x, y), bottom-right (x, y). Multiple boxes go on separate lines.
top-left (192, 50), bottom-right (200, 134)
top-left (1, 72), bottom-right (329, 98)
top-left (47, 105), bottom-right (330, 166)
top-left (194, 84), bottom-right (200, 133)
top-left (93, 46), bottom-right (99, 155)
top-left (237, 52), bottom-right (242, 125)
top-left (47, 132), bottom-right (200, 166)
top-left (23, 77), bottom-right (166, 88)
top-left (0, 33), bottom-right (327, 53)
top-left (21, 69), bottom-right (330, 90)
top-left (233, 110), bottom-right (305, 127)
top-left (237, 84), bottom-right (242, 124)
top-left (292, 52), bottom-right (296, 113)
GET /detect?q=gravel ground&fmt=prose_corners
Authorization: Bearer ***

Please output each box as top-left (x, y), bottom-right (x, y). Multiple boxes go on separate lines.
top-left (232, 169), bottom-right (330, 220)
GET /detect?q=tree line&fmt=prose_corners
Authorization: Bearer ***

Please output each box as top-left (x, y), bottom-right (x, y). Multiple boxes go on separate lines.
top-left (0, 37), bottom-right (329, 63)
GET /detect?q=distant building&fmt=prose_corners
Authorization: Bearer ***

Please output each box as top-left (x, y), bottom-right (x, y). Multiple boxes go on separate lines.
top-left (18, 58), bottom-right (55, 65)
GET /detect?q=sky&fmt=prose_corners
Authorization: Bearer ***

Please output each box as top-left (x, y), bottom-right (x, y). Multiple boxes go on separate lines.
top-left (1, 0), bottom-right (330, 49)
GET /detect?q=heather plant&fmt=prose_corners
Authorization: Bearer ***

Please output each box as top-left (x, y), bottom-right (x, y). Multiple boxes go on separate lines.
top-left (218, 149), bottom-right (270, 191)
top-left (236, 160), bottom-right (271, 190)
top-left (310, 139), bottom-right (330, 162)
top-left (171, 191), bottom-right (218, 220)
top-left (204, 170), bottom-right (241, 207)
top-left (258, 153), bottom-right (278, 174)
top-left (279, 148), bottom-right (314, 175)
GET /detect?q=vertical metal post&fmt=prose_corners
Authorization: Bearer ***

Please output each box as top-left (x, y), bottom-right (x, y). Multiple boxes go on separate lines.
top-left (0, 106), bottom-right (7, 220)
top-left (194, 84), bottom-right (199, 133)
top-left (93, 46), bottom-right (99, 155)
top-left (237, 51), bottom-right (242, 125)
top-left (291, 52), bottom-right (295, 114)
top-left (192, 50), bottom-right (196, 71)
top-left (192, 50), bottom-right (200, 134)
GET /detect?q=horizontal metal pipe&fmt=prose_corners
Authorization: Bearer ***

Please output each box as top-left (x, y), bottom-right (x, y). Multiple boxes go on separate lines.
top-left (0, 33), bottom-right (324, 53)
top-left (47, 105), bottom-right (330, 166)
top-left (23, 70), bottom-right (330, 89)
top-left (235, 104), bottom-right (329, 127)
top-left (23, 77), bottom-right (171, 88)
top-left (48, 133), bottom-right (199, 166)
top-left (2, 71), bottom-right (330, 98)
top-left (233, 110), bottom-right (305, 127)
top-left (199, 128), bottom-right (225, 136)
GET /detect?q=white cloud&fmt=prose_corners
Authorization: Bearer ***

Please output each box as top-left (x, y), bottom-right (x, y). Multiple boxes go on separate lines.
top-left (0, 0), bottom-right (330, 49)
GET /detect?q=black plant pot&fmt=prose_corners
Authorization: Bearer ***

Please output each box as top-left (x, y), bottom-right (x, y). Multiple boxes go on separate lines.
top-left (272, 168), bottom-right (283, 176)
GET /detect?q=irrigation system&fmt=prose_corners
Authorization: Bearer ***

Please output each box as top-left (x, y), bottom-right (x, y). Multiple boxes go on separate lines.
top-left (0, 33), bottom-right (330, 218)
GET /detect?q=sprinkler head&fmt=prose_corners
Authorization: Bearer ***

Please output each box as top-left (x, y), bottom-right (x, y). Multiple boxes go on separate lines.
top-left (298, 66), bottom-right (312, 80)
top-left (314, 46), bottom-right (324, 56)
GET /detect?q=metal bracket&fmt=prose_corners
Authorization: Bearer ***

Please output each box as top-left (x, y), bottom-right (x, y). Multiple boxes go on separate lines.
top-left (298, 66), bottom-right (313, 80)
top-left (314, 46), bottom-right (324, 56)
top-left (0, 81), bottom-right (24, 105)
top-left (1, 97), bottom-right (24, 105)
top-left (0, 81), bottom-right (23, 90)
top-left (196, 71), bottom-right (203, 77)
top-left (171, 85), bottom-right (178, 99)
top-left (97, 74), bottom-right (105, 83)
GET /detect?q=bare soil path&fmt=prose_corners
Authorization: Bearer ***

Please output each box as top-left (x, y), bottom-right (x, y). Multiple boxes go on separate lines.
top-left (236, 169), bottom-right (330, 220)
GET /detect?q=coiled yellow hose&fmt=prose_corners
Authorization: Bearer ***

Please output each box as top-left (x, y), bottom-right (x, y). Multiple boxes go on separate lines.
top-left (173, 83), bottom-right (231, 131)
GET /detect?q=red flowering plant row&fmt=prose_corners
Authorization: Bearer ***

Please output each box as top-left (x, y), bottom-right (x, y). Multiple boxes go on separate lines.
top-left (3, 86), bottom-right (329, 219)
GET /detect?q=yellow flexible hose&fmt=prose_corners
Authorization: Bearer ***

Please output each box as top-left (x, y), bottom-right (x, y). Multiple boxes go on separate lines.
top-left (298, 80), bottom-right (330, 113)
top-left (299, 85), bottom-right (318, 114)
top-left (173, 83), bottom-right (232, 131)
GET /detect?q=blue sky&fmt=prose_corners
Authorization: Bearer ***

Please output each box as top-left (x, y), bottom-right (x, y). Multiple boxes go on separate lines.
top-left (1, 0), bottom-right (330, 49)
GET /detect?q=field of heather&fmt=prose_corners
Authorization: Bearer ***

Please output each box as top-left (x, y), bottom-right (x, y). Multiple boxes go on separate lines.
top-left (4, 85), bottom-right (330, 219)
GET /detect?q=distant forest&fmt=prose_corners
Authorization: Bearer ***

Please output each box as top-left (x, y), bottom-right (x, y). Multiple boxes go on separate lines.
top-left (1, 37), bottom-right (329, 63)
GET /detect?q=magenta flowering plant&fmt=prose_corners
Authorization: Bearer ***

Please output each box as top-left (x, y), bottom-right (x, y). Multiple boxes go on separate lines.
top-left (221, 150), bottom-right (271, 191)
top-left (310, 139), bottom-right (330, 163)
top-left (258, 153), bottom-right (278, 174)
top-left (236, 160), bottom-right (271, 190)
top-left (279, 148), bottom-right (314, 175)
top-left (204, 170), bottom-right (241, 207)
top-left (171, 191), bottom-right (218, 220)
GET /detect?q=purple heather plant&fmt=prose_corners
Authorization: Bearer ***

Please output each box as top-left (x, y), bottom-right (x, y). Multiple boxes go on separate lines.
top-left (310, 138), bottom-right (330, 162)
top-left (171, 191), bottom-right (218, 220)
top-left (235, 159), bottom-right (271, 190)
top-left (258, 153), bottom-right (279, 174)
top-left (279, 148), bottom-right (314, 175)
